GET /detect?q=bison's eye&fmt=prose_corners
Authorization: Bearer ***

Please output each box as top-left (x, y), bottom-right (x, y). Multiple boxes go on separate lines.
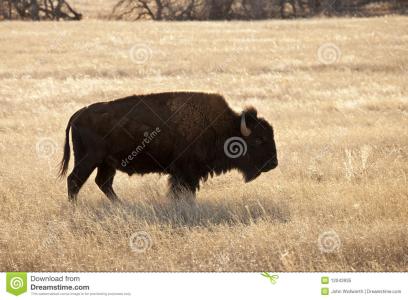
top-left (255, 138), bottom-right (264, 146)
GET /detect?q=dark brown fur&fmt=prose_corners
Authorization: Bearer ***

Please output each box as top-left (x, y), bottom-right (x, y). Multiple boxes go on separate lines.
top-left (59, 92), bottom-right (278, 201)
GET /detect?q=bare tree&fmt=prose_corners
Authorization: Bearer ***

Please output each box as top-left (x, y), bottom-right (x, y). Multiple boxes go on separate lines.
top-left (112, 0), bottom-right (202, 20)
top-left (0, 0), bottom-right (81, 20)
top-left (205, 0), bottom-right (234, 20)
top-left (241, 0), bottom-right (267, 19)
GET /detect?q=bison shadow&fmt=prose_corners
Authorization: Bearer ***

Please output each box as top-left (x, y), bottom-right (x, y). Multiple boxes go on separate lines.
top-left (84, 195), bottom-right (290, 227)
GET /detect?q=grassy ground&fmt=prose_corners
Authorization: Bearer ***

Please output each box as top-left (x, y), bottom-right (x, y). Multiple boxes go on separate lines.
top-left (0, 16), bottom-right (407, 271)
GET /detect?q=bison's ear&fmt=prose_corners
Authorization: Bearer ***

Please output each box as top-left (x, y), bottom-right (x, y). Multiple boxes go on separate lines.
top-left (244, 107), bottom-right (258, 121)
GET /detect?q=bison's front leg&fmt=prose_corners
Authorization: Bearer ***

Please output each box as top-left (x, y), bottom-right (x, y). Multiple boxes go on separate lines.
top-left (168, 174), bottom-right (199, 202)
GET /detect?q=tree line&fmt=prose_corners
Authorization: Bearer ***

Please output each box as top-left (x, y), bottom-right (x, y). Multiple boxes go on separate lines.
top-left (111, 0), bottom-right (407, 20)
top-left (0, 0), bottom-right (406, 21)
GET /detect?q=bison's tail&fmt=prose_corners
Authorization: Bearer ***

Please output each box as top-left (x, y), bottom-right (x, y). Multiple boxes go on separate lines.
top-left (58, 108), bottom-right (83, 178)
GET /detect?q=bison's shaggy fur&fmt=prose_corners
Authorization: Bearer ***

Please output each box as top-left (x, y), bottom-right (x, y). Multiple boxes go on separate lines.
top-left (59, 92), bottom-right (277, 201)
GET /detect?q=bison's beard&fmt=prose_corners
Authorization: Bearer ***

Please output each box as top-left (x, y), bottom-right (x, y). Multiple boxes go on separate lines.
top-left (243, 168), bottom-right (262, 183)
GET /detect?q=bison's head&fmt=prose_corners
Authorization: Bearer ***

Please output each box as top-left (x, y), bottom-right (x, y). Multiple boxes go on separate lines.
top-left (234, 107), bottom-right (278, 182)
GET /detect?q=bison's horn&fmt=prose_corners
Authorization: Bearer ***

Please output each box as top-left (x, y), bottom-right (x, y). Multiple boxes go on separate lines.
top-left (241, 113), bottom-right (252, 137)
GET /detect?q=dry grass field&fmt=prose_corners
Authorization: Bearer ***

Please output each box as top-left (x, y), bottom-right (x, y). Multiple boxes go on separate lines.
top-left (0, 16), bottom-right (407, 272)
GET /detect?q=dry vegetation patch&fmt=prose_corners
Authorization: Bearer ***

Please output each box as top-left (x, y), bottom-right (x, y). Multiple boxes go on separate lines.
top-left (0, 16), bottom-right (407, 271)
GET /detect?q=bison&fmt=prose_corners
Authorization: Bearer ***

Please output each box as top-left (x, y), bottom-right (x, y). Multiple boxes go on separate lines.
top-left (59, 92), bottom-right (278, 202)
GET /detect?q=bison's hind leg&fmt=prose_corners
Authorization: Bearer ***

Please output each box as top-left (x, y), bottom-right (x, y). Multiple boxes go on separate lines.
top-left (67, 126), bottom-right (99, 202)
top-left (95, 163), bottom-right (119, 202)
top-left (67, 160), bottom-right (96, 202)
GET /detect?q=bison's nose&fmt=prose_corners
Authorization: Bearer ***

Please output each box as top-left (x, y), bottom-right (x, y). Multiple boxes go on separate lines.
top-left (270, 159), bottom-right (278, 169)
top-left (263, 159), bottom-right (278, 172)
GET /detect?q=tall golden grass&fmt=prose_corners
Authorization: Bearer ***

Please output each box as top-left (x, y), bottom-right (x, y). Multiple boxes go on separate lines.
top-left (0, 16), bottom-right (407, 271)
